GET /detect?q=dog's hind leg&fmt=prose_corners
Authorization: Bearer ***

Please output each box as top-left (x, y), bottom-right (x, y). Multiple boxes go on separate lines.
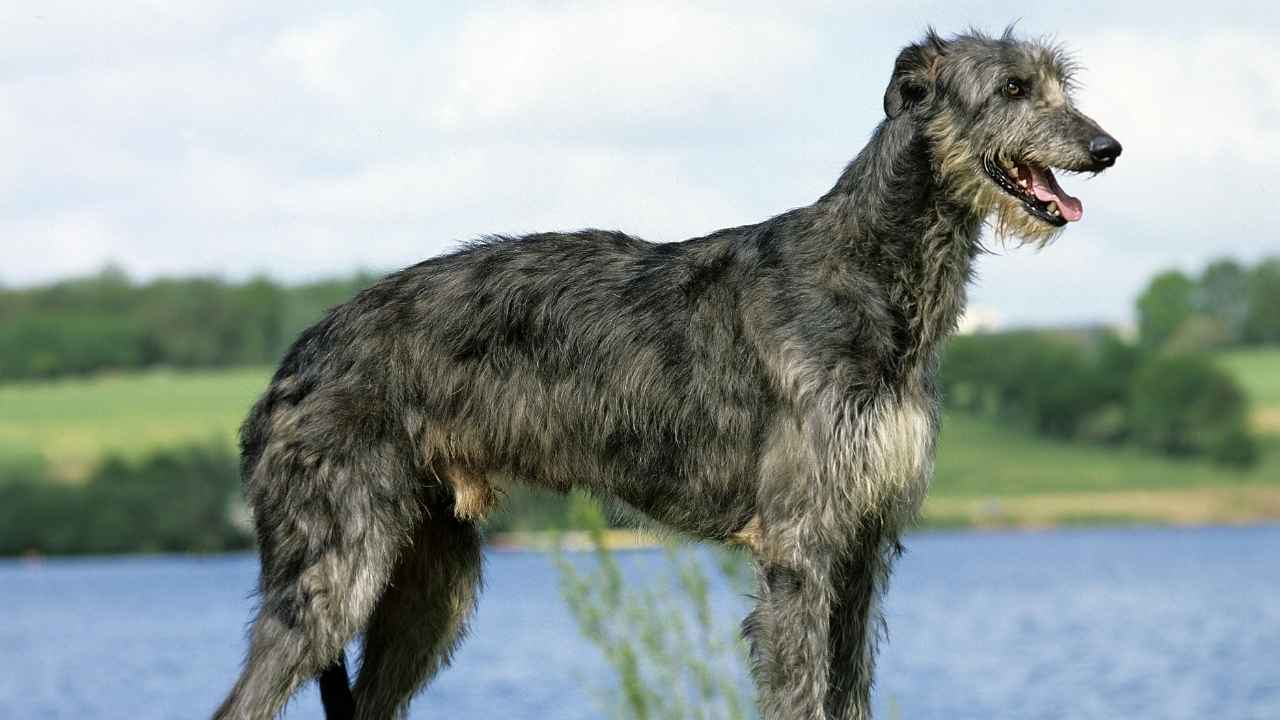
top-left (214, 453), bottom-right (415, 720)
top-left (318, 653), bottom-right (356, 719)
top-left (352, 513), bottom-right (484, 719)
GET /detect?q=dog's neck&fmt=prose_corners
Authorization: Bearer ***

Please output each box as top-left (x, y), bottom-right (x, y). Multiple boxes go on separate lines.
top-left (819, 116), bottom-right (984, 374)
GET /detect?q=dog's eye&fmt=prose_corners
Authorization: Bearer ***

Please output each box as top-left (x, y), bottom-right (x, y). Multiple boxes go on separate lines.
top-left (1004, 78), bottom-right (1025, 98)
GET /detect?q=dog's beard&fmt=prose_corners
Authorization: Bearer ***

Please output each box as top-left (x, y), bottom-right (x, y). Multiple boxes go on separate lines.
top-left (940, 161), bottom-right (1064, 248)
top-left (980, 182), bottom-right (1065, 248)
top-left (932, 145), bottom-right (1062, 248)
top-left (928, 115), bottom-right (1067, 249)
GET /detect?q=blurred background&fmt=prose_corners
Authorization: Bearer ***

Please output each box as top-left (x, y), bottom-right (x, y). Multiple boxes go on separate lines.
top-left (1, 1), bottom-right (1277, 719)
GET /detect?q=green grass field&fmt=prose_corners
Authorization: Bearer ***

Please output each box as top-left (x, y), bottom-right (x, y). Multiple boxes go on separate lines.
top-left (1216, 348), bottom-right (1280, 434)
top-left (932, 413), bottom-right (1277, 497)
top-left (0, 367), bottom-right (270, 480)
top-left (1216, 348), bottom-right (1280, 408)
top-left (2, 354), bottom-right (1277, 495)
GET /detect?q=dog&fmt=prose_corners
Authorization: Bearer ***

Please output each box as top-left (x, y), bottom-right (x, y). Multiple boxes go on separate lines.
top-left (214, 27), bottom-right (1121, 720)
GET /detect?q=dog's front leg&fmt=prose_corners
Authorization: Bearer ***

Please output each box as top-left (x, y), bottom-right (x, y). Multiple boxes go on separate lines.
top-left (743, 412), bottom-right (849, 720)
top-left (743, 529), bottom-right (835, 720)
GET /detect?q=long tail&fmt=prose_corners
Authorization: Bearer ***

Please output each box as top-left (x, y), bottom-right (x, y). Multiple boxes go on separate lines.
top-left (318, 652), bottom-right (355, 720)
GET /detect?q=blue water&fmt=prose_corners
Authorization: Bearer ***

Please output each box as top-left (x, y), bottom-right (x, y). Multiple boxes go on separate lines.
top-left (2, 525), bottom-right (1278, 719)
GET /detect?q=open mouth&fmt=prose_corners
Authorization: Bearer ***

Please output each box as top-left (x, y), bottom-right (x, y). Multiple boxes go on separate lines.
top-left (982, 157), bottom-right (1083, 227)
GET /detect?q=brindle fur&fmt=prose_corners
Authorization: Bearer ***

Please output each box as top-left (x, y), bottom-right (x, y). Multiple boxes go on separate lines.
top-left (214, 27), bottom-right (1120, 720)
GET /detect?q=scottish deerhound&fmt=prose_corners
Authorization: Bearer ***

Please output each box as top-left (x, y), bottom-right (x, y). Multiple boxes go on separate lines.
top-left (214, 27), bottom-right (1121, 720)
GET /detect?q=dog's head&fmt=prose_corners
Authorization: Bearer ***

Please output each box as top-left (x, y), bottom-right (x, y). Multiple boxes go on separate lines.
top-left (884, 28), bottom-right (1121, 244)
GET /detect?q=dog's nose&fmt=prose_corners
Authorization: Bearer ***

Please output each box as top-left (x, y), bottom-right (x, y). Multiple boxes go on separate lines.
top-left (1089, 135), bottom-right (1122, 164)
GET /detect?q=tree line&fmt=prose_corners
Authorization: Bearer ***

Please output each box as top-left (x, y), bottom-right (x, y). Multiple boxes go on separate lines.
top-left (940, 255), bottom-right (1276, 469)
top-left (0, 443), bottom-right (578, 555)
top-left (942, 330), bottom-right (1256, 467)
top-left (0, 443), bottom-right (250, 555)
top-left (1136, 257), bottom-right (1280, 351)
top-left (0, 267), bottom-right (376, 380)
top-left (2, 256), bottom-right (1276, 382)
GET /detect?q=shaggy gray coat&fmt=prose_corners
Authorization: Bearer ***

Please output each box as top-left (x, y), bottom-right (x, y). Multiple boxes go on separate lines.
top-left (214, 27), bottom-right (1120, 720)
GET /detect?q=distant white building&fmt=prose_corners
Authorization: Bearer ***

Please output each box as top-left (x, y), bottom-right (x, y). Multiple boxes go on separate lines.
top-left (1111, 319), bottom-right (1139, 343)
top-left (957, 306), bottom-right (1004, 335)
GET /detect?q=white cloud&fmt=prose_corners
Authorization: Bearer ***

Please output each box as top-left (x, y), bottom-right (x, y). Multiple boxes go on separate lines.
top-left (970, 231), bottom-right (1164, 326)
top-left (265, 11), bottom-right (400, 104)
top-left (6, 212), bottom-right (123, 281)
top-left (1078, 29), bottom-right (1280, 165)
top-left (429, 2), bottom-right (817, 134)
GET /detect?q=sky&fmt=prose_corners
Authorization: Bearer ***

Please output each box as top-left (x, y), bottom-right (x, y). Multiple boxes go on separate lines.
top-left (3, 0), bottom-right (1279, 326)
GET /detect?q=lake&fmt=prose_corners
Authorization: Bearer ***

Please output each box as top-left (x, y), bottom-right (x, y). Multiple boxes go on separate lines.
top-left (2, 525), bottom-right (1277, 719)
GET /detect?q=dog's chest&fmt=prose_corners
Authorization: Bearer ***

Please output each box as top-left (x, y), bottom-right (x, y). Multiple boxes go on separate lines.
top-left (849, 391), bottom-right (937, 513)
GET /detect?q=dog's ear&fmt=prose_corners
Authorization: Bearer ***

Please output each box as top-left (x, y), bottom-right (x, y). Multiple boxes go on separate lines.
top-left (884, 30), bottom-right (947, 119)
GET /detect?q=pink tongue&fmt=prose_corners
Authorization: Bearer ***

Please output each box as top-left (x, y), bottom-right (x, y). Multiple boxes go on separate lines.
top-left (1026, 166), bottom-right (1083, 221)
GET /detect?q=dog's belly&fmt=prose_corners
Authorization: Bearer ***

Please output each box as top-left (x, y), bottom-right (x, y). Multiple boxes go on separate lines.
top-left (602, 436), bottom-right (762, 542)
top-left (424, 404), bottom-right (765, 541)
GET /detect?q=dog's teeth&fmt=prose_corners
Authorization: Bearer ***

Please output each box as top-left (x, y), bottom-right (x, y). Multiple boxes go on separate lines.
top-left (1048, 202), bottom-right (1060, 216)
top-left (1009, 166), bottom-right (1019, 178)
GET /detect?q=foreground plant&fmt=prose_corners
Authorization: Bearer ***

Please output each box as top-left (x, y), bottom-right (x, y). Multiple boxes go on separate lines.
top-left (554, 494), bottom-right (756, 720)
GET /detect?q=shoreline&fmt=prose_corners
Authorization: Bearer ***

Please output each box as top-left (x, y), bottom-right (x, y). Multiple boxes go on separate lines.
top-left (489, 485), bottom-right (1280, 551)
top-left (920, 485), bottom-right (1280, 530)
top-left (5, 519), bottom-right (1279, 562)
